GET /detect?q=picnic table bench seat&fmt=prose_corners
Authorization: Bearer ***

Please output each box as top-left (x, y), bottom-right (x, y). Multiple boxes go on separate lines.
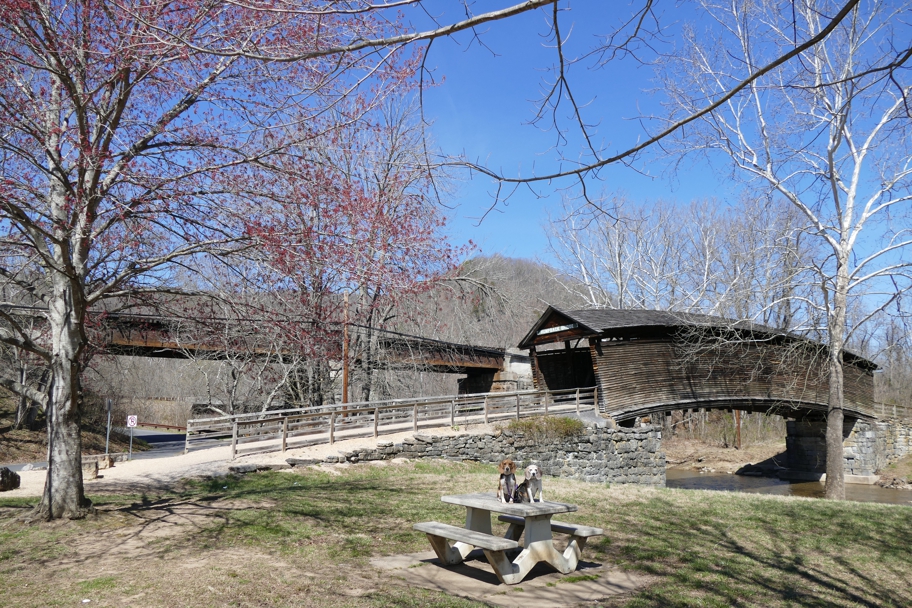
top-left (414, 521), bottom-right (520, 569)
top-left (496, 514), bottom-right (604, 538)
top-left (413, 521), bottom-right (520, 552)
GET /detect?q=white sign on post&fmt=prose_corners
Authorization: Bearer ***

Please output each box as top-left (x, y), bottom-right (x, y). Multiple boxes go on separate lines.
top-left (126, 415), bottom-right (137, 460)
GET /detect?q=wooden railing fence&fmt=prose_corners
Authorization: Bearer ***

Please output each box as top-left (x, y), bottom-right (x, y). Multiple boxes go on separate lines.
top-left (183, 387), bottom-right (597, 459)
top-left (591, 389), bottom-right (912, 424)
top-left (864, 402), bottom-right (912, 422)
top-left (137, 422), bottom-right (187, 431)
top-left (185, 388), bottom-right (909, 460)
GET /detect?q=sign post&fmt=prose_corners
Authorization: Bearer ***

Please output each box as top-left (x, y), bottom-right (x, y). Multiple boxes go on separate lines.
top-left (127, 415), bottom-right (138, 460)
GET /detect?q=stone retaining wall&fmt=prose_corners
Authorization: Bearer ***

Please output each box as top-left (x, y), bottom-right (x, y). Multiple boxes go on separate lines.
top-left (786, 418), bottom-right (912, 476)
top-left (844, 420), bottom-right (912, 476)
top-left (319, 425), bottom-right (666, 486)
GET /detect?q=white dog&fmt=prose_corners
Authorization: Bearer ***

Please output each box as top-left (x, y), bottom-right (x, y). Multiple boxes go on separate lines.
top-left (514, 464), bottom-right (544, 503)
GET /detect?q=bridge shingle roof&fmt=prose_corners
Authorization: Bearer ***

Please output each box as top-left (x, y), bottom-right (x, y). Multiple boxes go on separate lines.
top-left (560, 308), bottom-right (753, 332)
top-left (519, 306), bottom-right (877, 371)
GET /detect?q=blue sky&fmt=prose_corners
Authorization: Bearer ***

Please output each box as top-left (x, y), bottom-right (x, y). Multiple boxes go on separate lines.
top-left (414, 2), bottom-right (738, 262)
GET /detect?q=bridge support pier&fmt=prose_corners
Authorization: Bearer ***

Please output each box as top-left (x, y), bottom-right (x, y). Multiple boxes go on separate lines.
top-left (784, 417), bottom-right (912, 484)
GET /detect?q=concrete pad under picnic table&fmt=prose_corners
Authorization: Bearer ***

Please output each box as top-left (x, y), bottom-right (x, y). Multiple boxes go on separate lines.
top-left (371, 550), bottom-right (649, 607)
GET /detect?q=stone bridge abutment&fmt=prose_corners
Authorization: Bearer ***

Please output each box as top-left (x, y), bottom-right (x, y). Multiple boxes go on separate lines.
top-left (785, 417), bottom-right (912, 482)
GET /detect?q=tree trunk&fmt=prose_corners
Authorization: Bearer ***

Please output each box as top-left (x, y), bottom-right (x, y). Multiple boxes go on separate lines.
top-left (359, 313), bottom-right (375, 403)
top-left (32, 270), bottom-right (93, 520)
top-left (33, 297), bottom-right (93, 519)
top-left (33, 90), bottom-right (93, 518)
top-left (13, 364), bottom-right (30, 430)
top-left (824, 264), bottom-right (848, 500)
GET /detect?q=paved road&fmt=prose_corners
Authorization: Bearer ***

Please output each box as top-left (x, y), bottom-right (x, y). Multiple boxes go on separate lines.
top-left (131, 428), bottom-right (186, 443)
top-left (128, 428), bottom-right (186, 460)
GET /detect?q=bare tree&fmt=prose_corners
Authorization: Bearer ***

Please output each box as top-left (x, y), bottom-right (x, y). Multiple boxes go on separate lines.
top-left (0, 0), bottom-right (439, 519)
top-left (8, 346), bottom-right (49, 431)
top-left (168, 299), bottom-right (306, 416)
top-left (547, 194), bottom-right (819, 325)
top-left (660, 0), bottom-right (912, 498)
top-left (875, 317), bottom-right (912, 409)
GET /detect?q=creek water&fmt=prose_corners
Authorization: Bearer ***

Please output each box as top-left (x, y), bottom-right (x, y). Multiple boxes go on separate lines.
top-left (666, 468), bottom-right (912, 506)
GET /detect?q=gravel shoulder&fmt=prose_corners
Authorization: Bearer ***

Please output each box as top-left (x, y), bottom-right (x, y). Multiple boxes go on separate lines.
top-left (5, 422), bottom-right (496, 498)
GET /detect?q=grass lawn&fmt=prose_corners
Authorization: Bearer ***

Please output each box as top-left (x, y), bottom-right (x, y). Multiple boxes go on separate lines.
top-left (882, 453), bottom-right (912, 481)
top-left (1, 460), bottom-right (910, 607)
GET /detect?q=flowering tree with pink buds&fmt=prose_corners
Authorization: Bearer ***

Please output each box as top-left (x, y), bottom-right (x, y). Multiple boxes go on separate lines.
top-left (0, 0), bottom-right (425, 520)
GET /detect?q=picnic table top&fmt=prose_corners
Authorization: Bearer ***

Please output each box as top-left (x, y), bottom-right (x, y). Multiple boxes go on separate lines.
top-left (441, 492), bottom-right (578, 517)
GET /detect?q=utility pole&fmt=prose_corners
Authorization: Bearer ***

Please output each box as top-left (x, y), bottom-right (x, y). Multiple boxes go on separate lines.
top-left (342, 291), bottom-right (349, 410)
top-left (104, 398), bottom-right (112, 455)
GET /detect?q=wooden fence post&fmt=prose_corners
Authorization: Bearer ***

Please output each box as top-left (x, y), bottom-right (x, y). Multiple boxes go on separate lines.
top-left (330, 412), bottom-right (335, 445)
top-left (282, 417), bottom-right (288, 453)
top-left (230, 422), bottom-right (238, 460)
top-left (184, 423), bottom-right (191, 454)
top-left (374, 408), bottom-right (379, 438)
top-left (593, 385), bottom-right (599, 412)
top-left (575, 388), bottom-right (580, 414)
top-left (516, 394), bottom-right (520, 420)
top-left (544, 390), bottom-right (549, 415)
top-left (451, 399), bottom-right (456, 427)
top-left (413, 404), bottom-right (418, 432)
top-left (484, 396), bottom-right (489, 425)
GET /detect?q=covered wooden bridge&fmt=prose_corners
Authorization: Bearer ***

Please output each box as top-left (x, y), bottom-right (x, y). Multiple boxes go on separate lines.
top-left (518, 307), bottom-right (879, 425)
top-left (101, 310), bottom-right (507, 376)
top-left (0, 304), bottom-right (507, 377)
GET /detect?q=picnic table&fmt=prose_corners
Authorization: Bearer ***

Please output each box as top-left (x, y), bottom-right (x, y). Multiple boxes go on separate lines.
top-left (413, 492), bottom-right (603, 585)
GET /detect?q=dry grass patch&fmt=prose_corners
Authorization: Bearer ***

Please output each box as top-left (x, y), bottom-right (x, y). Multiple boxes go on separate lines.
top-left (504, 415), bottom-right (586, 442)
top-left (663, 437), bottom-right (786, 472)
top-left (560, 483), bottom-right (912, 607)
top-left (882, 453), bottom-right (912, 480)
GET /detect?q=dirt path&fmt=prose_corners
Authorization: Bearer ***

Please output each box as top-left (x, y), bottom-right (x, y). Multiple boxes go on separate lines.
top-left (4, 422), bottom-right (497, 497)
top-left (663, 439), bottom-right (787, 474)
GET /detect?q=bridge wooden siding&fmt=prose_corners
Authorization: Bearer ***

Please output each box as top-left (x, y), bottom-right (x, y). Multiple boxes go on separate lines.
top-left (99, 311), bottom-right (505, 374)
top-left (519, 307), bottom-right (885, 424)
top-left (588, 336), bottom-right (876, 422)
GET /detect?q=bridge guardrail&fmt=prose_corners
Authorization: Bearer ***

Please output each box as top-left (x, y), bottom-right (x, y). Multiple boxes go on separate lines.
top-left (864, 402), bottom-right (912, 422)
top-left (137, 422), bottom-right (187, 432)
top-left (184, 387), bottom-right (597, 458)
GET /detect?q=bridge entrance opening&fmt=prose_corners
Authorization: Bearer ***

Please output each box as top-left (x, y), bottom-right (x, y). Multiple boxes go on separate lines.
top-left (534, 343), bottom-right (595, 393)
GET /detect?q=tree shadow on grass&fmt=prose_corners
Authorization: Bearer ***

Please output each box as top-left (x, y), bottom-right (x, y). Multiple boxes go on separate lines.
top-left (609, 493), bottom-right (912, 607)
top-left (18, 469), bottom-right (465, 566)
top-left (84, 472), bottom-right (912, 607)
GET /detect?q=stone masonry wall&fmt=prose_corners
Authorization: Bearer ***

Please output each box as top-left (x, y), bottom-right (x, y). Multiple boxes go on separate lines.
top-left (786, 418), bottom-right (912, 476)
top-left (844, 420), bottom-right (912, 476)
top-left (319, 425), bottom-right (666, 486)
top-left (785, 420), bottom-right (828, 473)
